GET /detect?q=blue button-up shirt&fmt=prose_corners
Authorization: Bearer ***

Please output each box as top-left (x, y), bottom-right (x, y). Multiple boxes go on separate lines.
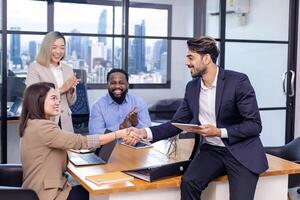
top-left (88, 93), bottom-right (152, 134)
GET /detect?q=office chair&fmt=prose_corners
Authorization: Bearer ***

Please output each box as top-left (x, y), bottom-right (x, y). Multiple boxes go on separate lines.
top-left (0, 164), bottom-right (38, 200)
top-left (148, 98), bottom-right (183, 123)
top-left (70, 82), bottom-right (90, 135)
top-left (73, 68), bottom-right (87, 84)
top-left (7, 76), bottom-right (26, 102)
top-left (265, 137), bottom-right (300, 194)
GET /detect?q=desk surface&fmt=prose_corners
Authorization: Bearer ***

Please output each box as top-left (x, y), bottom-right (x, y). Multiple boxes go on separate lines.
top-left (67, 139), bottom-right (300, 195)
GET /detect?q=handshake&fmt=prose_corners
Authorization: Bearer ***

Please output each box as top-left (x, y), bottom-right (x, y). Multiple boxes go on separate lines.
top-left (118, 127), bottom-right (149, 146)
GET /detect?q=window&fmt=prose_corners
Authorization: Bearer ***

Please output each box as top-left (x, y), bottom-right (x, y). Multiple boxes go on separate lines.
top-left (5, 0), bottom-right (195, 102)
top-left (8, 0), bottom-right (47, 32)
top-left (51, 0), bottom-right (173, 88)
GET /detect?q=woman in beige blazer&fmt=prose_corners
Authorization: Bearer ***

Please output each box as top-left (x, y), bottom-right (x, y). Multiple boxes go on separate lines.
top-left (26, 31), bottom-right (79, 132)
top-left (20, 82), bottom-right (139, 200)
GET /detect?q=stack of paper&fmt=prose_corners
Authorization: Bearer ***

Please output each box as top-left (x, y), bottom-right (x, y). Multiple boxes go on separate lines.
top-left (86, 171), bottom-right (134, 186)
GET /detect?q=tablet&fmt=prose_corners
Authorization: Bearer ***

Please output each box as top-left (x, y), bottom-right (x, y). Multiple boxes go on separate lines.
top-left (171, 122), bottom-right (203, 132)
top-left (121, 141), bottom-right (152, 149)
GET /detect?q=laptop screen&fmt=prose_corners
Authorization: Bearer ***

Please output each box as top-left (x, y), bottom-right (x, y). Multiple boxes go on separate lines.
top-left (95, 140), bottom-right (116, 161)
top-left (94, 130), bottom-right (116, 162)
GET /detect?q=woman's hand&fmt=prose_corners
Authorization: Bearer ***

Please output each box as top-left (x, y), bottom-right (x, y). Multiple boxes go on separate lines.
top-left (117, 128), bottom-right (141, 145)
top-left (59, 73), bottom-right (80, 94)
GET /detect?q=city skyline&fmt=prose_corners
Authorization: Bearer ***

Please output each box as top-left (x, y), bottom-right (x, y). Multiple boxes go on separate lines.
top-left (8, 9), bottom-right (168, 84)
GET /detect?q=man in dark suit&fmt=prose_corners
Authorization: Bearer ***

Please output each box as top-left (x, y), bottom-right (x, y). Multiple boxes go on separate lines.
top-left (127, 36), bottom-right (268, 200)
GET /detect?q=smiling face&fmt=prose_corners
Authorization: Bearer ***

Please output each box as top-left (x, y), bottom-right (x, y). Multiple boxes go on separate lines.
top-left (50, 38), bottom-right (65, 66)
top-left (44, 88), bottom-right (60, 118)
top-left (185, 49), bottom-right (210, 78)
top-left (107, 72), bottom-right (129, 98)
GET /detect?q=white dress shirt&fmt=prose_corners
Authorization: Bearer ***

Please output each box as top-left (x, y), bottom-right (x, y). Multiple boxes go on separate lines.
top-left (199, 67), bottom-right (227, 147)
top-left (50, 63), bottom-right (64, 88)
top-left (145, 67), bottom-right (228, 146)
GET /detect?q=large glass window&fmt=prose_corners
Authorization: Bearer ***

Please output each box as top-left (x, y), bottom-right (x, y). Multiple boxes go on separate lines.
top-left (129, 7), bottom-right (168, 36)
top-left (4, 0), bottom-right (194, 104)
top-left (63, 35), bottom-right (123, 84)
top-left (51, 0), bottom-right (174, 87)
top-left (7, 0), bottom-right (47, 32)
top-left (54, 3), bottom-right (122, 34)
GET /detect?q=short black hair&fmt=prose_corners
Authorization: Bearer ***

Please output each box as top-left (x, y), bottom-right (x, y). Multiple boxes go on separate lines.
top-left (187, 36), bottom-right (219, 63)
top-left (107, 68), bottom-right (129, 82)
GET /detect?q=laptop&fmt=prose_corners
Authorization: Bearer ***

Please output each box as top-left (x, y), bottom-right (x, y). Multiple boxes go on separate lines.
top-left (69, 139), bottom-right (117, 166)
top-left (123, 160), bottom-right (191, 182)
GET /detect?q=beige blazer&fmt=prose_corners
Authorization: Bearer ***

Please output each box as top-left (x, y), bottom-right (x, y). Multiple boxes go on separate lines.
top-left (21, 119), bottom-right (89, 200)
top-left (26, 62), bottom-right (76, 132)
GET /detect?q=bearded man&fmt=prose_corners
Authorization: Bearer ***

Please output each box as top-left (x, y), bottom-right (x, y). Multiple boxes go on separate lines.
top-left (89, 69), bottom-right (151, 134)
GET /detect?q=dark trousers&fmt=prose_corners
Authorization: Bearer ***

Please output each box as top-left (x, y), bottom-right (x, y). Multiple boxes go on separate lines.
top-left (67, 185), bottom-right (89, 200)
top-left (181, 144), bottom-right (259, 200)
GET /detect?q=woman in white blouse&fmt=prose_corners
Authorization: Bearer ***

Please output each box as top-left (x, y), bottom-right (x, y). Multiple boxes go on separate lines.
top-left (26, 31), bottom-right (79, 132)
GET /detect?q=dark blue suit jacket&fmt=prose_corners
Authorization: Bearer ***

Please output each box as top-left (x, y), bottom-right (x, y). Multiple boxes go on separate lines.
top-left (150, 67), bottom-right (268, 174)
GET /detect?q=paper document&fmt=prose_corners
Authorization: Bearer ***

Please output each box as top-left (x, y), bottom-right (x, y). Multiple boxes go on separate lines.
top-left (86, 171), bottom-right (134, 185)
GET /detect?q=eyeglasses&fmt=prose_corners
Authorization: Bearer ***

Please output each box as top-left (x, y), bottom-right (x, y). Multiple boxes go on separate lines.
top-left (167, 135), bottom-right (178, 159)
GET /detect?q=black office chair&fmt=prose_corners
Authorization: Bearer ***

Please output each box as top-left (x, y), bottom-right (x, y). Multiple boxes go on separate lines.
top-left (148, 98), bottom-right (183, 123)
top-left (70, 82), bottom-right (90, 135)
top-left (0, 164), bottom-right (38, 200)
top-left (265, 137), bottom-right (300, 193)
top-left (73, 69), bottom-right (87, 84)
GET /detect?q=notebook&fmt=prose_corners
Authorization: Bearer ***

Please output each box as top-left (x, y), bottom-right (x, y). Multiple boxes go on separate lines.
top-left (123, 160), bottom-right (191, 182)
top-left (69, 139), bottom-right (116, 166)
top-left (86, 171), bottom-right (134, 186)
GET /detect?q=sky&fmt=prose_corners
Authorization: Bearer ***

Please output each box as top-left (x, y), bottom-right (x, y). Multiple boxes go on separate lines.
top-left (7, 0), bottom-right (168, 36)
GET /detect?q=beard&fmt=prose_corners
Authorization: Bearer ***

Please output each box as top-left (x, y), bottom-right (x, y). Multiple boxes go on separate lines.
top-left (108, 89), bottom-right (128, 104)
top-left (190, 66), bottom-right (208, 78)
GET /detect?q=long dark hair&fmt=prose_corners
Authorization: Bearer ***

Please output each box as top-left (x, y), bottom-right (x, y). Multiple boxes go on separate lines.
top-left (19, 82), bottom-right (55, 137)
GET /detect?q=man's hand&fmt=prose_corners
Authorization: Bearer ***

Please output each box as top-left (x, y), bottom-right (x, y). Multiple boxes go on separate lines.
top-left (189, 124), bottom-right (221, 137)
top-left (117, 128), bottom-right (141, 146)
top-left (119, 118), bottom-right (129, 129)
top-left (123, 127), bottom-right (147, 146)
top-left (127, 107), bottom-right (138, 127)
top-left (119, 107), bottom-right (138, 129)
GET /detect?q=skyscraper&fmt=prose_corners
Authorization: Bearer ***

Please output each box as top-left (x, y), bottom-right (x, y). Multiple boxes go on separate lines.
top-left (130, 20), bottom-right (146, 73)
top-left (10, 27), bottom-right (21, 66)
top-left (28, 41), bottom-right (37, 63)
top-left (98, 9), bottom-right (107, 45)
top-left (152, 39), bottom-right (167, 70)
top-left (68, 29), bottom-right (82, 59)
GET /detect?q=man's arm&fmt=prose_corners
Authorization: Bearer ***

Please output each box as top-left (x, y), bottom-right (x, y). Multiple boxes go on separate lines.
top-left (226, 74), bottom-right (262, 145)
top-left (150, 84), bottom-right (195, 142)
